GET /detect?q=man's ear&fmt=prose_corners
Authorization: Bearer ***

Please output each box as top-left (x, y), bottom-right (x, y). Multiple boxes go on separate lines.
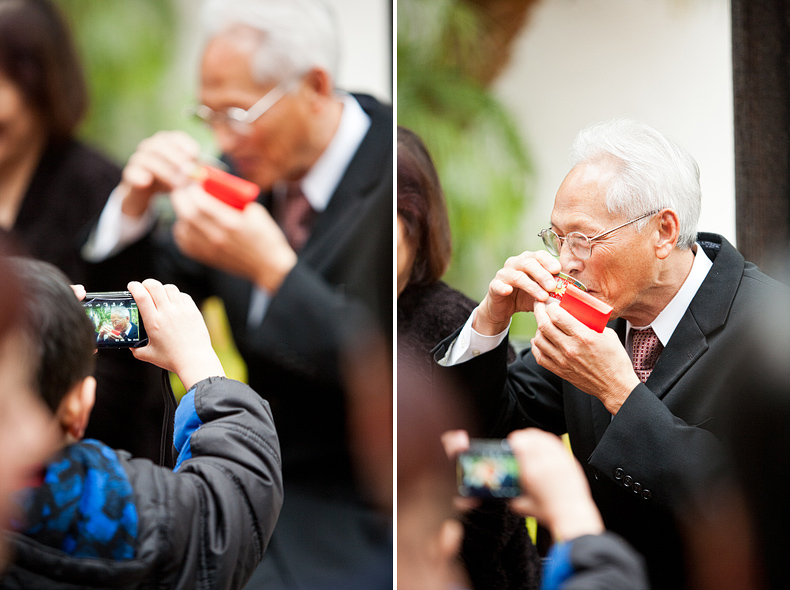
top-left (655, 209), bottom-right (680, 260)
top-left (56, 376), bottom-right (96, 442)
top-left (303, 67), bottom-right (333, 104)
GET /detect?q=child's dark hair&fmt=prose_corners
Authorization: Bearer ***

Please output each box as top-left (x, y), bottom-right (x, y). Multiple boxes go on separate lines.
top-left (11, 258), bottom-right (96, 413)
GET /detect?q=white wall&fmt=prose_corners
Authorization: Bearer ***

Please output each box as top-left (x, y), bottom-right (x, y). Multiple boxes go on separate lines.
top-left (327, 0), bottom-right (392, 101)
top-left (494, 0), bottom-right (734, 246)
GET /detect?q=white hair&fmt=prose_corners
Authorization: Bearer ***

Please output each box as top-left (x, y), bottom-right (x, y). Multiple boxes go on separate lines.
top-left (111, 306), bottom-right (130, 320)
top-left (201, 0), bottom-right (340, 84)
top-left (569, 119), bottom-right (701, 250)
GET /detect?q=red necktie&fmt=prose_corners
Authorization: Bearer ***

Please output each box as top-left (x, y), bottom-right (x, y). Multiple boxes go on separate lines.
top-left (277, 182), bottom-right (316, 253)
top-left (631, 327), bottom-right (663, 383)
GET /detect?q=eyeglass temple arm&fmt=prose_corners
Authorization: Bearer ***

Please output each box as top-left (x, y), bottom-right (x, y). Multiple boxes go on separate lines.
top-left (244, 79), bottom-right (296, 122)
top-left (590, 210), bottom-right (660, 241)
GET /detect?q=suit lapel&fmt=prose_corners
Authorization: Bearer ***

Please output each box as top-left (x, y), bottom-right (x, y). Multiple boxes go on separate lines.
top-left (300, 96), bottom-right (392, 263)
top-left (645, 234), bottom-right (744, 399)
top-left (646, 313), bottom-right (707, 398)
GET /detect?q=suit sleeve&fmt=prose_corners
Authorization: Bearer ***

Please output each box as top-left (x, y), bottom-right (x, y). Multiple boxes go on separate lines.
top-left (588, 382), bottom-right (722, 509)
top-left (434, 329), bottom-right (567, 437)
top-left (133, 377), bottom-right (283, 590)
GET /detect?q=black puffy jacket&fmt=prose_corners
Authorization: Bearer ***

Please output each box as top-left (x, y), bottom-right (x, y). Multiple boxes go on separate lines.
top-left (2, 376), bottom-right (283, 590)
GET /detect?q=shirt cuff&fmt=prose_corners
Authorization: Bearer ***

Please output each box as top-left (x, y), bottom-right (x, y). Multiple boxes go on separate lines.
top-left (439, 306), bottom-right (510, 366)
top-left (82, 186), bottom-right (157, 261)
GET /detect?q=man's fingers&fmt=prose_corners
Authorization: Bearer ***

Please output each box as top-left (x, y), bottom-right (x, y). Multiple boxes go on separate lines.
top-left (507, 253), bottom-right (558, 292)
top-left (490, 278), bottom-right (514, 298)
top-left (532, 249), bottom-right (562, 277)
top-left (544, 301), bottom-right (586, 337)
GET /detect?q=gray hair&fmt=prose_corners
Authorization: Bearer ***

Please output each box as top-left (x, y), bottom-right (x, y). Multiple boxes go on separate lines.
top-left (111, 306), bottom-right (130, 320)
top-left (569, 119), bottom-right (701, 250)
top-left (201, 0), bottom-right (339, 84)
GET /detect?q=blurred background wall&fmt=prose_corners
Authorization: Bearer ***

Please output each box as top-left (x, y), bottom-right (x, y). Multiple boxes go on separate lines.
top-left (498, 0), bottom-right (734, 257)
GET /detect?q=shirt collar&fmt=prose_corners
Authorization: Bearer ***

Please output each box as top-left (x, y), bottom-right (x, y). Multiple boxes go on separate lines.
top-left (626, 243), bottom-right (713, 346)
top-left (292, 92), bottom-right (370, 213)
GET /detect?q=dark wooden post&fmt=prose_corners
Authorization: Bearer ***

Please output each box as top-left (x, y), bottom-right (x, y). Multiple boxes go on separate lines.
top-left (731, 0), bottom-right (790, 270)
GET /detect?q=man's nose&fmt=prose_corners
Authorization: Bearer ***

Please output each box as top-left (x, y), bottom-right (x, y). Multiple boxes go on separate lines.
top-left (213, 124), bottom-right (243, 155)
top-left (558, 241), bottom-right (584, 273)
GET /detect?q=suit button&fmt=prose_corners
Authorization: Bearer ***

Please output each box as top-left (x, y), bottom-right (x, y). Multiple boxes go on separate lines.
top-left (632, 482), bottom-right (642, 494)
top-left (623, 475), bottom-right (633, 488)
top-left (593, 469), bottom-right (600, 481)
top-left (641, 489), bottom-right (652, 500)
top-left (614, 468), bottom-right (625, 480)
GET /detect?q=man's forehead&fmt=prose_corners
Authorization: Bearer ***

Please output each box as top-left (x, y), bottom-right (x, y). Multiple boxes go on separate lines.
top-left (552, 164), bottom-right (615, 226)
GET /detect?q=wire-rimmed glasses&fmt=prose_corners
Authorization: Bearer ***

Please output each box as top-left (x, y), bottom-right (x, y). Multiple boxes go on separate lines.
top-left (538, 210), bottom-right (660, 260)
top-left (186, 78), bottom-right (297, 136)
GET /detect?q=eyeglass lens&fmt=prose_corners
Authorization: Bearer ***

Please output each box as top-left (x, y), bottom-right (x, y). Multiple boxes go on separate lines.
top-left (540, 230), bottom-right (592, 259)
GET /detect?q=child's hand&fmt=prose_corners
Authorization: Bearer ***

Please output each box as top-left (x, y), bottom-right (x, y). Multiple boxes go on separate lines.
top-left (128, 279), bottom-right (225, 389)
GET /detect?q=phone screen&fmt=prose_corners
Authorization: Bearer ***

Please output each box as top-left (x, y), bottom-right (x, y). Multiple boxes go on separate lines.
top-left (83, 292), bottom-right (148, 349)
top-left (457, 439), bottom-right (521, 498)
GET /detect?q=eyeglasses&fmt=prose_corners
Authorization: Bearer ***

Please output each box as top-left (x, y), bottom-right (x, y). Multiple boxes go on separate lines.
top-left (538, 210), bottom-right (660, 260)
top-left (187, 78), bottom-right (297, 136)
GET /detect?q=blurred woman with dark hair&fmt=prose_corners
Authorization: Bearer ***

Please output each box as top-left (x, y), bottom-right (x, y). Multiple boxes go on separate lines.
top-left (0, 0), bottom-right (171, 465)
top-left (0, 0), bottom-right (121, 283)
top-left (397, 126), bottom-right (539, 590)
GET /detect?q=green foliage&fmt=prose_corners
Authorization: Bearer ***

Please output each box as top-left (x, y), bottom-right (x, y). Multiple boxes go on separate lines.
top-left (54, 0), bottom-right (211, 162)
top-left (398, 0), bottom-right (535, 338)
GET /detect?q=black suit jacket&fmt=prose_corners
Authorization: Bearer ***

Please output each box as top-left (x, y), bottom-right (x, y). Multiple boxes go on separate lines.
top-left (434, 233), bottom-right (787, 590)
top-left (125, 322), bottom-right (139, 341)
top-left (153, 95), bottom-right (392, 589)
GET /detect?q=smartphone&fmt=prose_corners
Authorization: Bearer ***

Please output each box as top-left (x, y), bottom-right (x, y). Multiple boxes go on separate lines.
top-left (82, 291), bottom-right (148, 349)
top-left (457, 438), bottom-right (521, 499)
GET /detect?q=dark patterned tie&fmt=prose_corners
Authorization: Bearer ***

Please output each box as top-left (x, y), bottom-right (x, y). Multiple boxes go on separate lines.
top-left (277, 182), bottom-right (316, 253)
top-left (631, 327), bottom-right (663, 383)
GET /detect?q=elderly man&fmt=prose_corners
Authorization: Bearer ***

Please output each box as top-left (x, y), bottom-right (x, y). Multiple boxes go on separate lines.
top-left (98, 306), bottom-right (139, 342)
top-left (84, 1), bottom-right (392, 588)
top-left (435, 119), bottom-right (786, 589)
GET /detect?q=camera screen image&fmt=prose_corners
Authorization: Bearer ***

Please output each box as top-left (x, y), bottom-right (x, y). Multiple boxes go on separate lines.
top-left (83, 292), bottom-right (147, 349)
top-left (457, 439), bottom-right (521, 499)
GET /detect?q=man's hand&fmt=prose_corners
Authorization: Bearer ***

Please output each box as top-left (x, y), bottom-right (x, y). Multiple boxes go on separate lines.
top-left (508, 428), bottom-right (604, 542)
top-left (97, 325), bottom-right (121, 341)
top-left (531, 302), bottom-right (640, 414)
top-left (117, 131), bottom-right (201, 218)
top-left (474, 251), bottom-right (561, 335)
top-left (170, 184), bottom-right (297, 293)
top-left (128, 279), bottom-right (225, 390)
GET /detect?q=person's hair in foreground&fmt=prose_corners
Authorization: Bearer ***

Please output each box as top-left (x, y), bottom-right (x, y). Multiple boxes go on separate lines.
top-left (397, 126), bottom-right (452, 287)
top-left (397, 345), bottom-right (470, 590)
top-left (10, 257), bottom-right (95, 413)
top-left (0, 0), bottom-right (87, 142)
